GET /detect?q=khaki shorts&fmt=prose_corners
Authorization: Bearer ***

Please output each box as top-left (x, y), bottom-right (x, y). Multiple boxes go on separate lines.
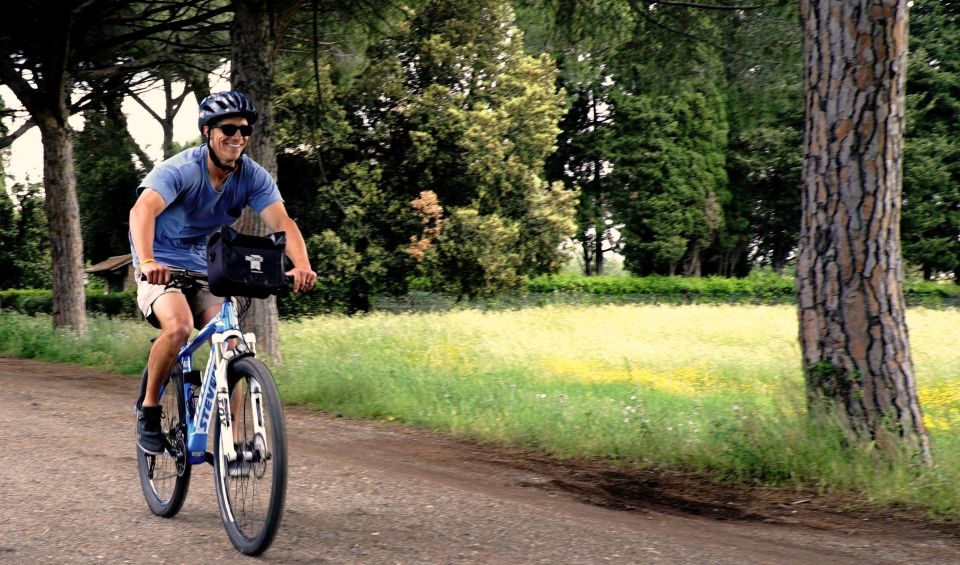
top-left (136, 271), bottom-right (224, 329)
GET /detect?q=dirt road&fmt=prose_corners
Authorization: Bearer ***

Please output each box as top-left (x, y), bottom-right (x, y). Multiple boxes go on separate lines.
top-left (1, 357), bottom-right (958, 563)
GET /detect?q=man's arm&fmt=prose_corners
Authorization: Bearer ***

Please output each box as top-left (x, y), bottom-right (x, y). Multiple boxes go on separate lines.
top-left (129, 188), bottom-right (170, 285)
top-left (259, 201), bottom-right (316, 293)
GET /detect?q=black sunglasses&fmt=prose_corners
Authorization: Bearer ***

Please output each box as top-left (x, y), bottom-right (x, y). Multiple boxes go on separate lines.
top-left (211, 124), bottom-right (254, 137)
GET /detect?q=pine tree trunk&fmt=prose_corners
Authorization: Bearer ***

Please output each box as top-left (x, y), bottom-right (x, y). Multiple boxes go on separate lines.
top-left (158, 76), bottom-right (176, 160)
top-left (230, 0), bottom-right (300, 364)
top-left (581, 232), bottom-right (592, 276)
top-left (38, 114), bottom-right (87, 333)
top-left (683, 245), bottom-right (702, 277)
top-left (594, 226), bottom-right (603, 276)
top-left (798, 0), bottom-right (930, 463)
top-left (592, 99), bottom-right (604, 277)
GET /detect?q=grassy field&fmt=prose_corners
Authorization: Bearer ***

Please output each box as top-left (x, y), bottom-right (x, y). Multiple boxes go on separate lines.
top-left (3, 303), bottom-right (960, 515)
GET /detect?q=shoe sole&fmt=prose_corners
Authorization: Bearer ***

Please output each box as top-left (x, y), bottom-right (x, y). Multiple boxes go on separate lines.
top-left (135, 403), bottom-right (165, 456)
top-left (137, 440), bottom-right (165, 456)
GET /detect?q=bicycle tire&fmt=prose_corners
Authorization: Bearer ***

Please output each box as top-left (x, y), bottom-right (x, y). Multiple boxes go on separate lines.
top-left (213, 356), bottom-right (288, 556)
top-left (136, 365), bottom-right (191, 517)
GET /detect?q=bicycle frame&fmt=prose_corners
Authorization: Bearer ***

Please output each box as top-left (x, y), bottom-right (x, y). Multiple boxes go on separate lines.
top-left (163, 297), bottom-right (260, 466)
top-left (136, 267), bottom-right (290, 555)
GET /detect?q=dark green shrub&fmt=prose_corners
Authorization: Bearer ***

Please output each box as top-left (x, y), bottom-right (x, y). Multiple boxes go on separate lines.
top-left (524, 273), bottom-right (796, 304)
top-left (0, 288), bottom-right (138, 318)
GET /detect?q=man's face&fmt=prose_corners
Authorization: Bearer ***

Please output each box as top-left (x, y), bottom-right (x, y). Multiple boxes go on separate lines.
top-left (206, 116), bottom-right (250, 166)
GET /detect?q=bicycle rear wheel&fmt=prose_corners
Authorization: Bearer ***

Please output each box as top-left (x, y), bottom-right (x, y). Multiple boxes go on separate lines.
top-left (213, 357), bottom-right (288, 556)
top-left (136, 366), bottom-right (191, 517)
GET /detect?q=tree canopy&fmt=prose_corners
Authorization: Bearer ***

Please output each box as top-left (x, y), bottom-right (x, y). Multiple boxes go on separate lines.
top-left (1, 0), bottom-right (958, 309)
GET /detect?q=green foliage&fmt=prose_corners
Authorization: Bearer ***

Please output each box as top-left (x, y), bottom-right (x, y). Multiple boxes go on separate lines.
top-left (720, 3), bottom-right (803, 275)
top-left (274, 55), bottom-right (353, 185)
top-left (424, 208), bottom-right (523, 298)
top-left (276, 5), bottom-right (439, 312)
top-left (75, 99), bottom-right (144, 264)
top-left (0, 311), bottom-right (153, 373)
top-left (357, 0), bottom-right (575, 292)
top-left (519, 1), bottom-right (804, 278)
top-left (0, 288), bottom-right (53, 315)
top-left (525, 272), bottom-right (796, 303)
top-left (0, 185), bottom-right (52, 289)
top-left (271, 305), bottom-right (960, 516)
top-left (277, 229), bottom-right (366, 316)
top-left (275, 0), bottom-right (576, 306)
top-left (522, 273), bottom-right (960, 308)
top-left (0, 190), bottom-right (18, 286)
top-left (611, 88), bottom-right (728, 275)
top-left (7, 303), bottom-right (960, 517)
top-left (0, 288), bottom-right (138, 317)
top-left (901, 0), bottom-right (960, 279)
top-left (725, 121), bottom-right (802, 273)
top-left (609, 5), bottom-right (804, 278)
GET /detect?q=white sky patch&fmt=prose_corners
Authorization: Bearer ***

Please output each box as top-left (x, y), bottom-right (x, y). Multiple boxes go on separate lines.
top-left (2, 64), bottom-right (230, 187)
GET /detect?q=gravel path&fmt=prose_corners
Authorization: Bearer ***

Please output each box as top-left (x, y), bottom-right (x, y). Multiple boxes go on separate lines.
top-left (1, 357), bottom-right (958, 563)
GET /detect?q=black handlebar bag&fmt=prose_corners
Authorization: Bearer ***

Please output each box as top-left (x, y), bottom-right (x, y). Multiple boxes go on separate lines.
top-left (207, 225), bottom-right (286, 298)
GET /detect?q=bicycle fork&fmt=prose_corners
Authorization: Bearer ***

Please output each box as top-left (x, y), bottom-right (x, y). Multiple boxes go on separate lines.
top-left (212, 331), bottom-right (268, 468)
top-left (185, 329), bottom-right (251, 465)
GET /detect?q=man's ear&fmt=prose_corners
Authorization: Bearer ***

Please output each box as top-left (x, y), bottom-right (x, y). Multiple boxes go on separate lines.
top-left (202, 125), bottom-right (210, 140)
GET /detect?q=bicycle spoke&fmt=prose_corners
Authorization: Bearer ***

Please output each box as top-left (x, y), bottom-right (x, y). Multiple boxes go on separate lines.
top-left (137, 367), bottom-right (191, 517)
top-left (226, 378), bottom-right (273, 532)
top-left (214, 357), bottom-right (287, 555)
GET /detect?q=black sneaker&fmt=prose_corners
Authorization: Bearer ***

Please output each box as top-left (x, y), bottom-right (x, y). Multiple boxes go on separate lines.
top-left (137, 405), bottom-right (165, 455)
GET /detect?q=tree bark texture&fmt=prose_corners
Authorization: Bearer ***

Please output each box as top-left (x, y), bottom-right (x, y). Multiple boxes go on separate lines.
top-left (230, 0), bottom-right (300, 364)
top-left (160, 77), bottom-right (177, 160)
top-left (39, 114), bottom-right (87, 333)
top-left (798, 0), bottom-right (930, 462)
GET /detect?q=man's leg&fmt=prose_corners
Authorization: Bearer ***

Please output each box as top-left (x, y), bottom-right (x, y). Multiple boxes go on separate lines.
top-left (143, 292), bottom-right (195, 407)
top-left (137, 292), bottom-right (194, 455)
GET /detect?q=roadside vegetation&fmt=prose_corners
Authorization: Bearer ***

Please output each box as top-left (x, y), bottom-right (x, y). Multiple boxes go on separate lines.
top-left (7, 271), bottom-right (960, 319)
top-left (3, 302), bottom-right (960, 518)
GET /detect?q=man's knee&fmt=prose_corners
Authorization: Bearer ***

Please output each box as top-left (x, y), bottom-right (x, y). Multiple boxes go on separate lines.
top-left (161, 319), bottom-right (194, 343)
top-left (152, 293), bottom-right (195, 344)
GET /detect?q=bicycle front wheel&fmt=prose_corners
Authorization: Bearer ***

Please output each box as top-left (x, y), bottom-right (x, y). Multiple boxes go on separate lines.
top-left (136, 366), bottom-right (191, 517)
top-left (213, 356), bottom-right (288, 556)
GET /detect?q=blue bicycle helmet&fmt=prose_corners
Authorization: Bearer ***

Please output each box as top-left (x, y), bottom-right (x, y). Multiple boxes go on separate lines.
top-left (197, 91), bottom-right (258, 134)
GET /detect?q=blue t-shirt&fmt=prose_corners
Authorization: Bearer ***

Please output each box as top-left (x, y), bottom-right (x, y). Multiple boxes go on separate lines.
top-left (130, 145), bottom-right (282, 271)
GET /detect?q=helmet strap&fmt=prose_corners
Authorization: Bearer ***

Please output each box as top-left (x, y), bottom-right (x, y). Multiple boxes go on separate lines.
top-left (206, 138), bottom-right (240, 173)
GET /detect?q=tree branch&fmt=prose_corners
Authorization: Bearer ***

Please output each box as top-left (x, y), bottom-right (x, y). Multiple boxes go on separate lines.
top-left (169, 83), bottom-right (191, 115)
top-left (0, 62), bottom-right (45, 116)
top-left (74, 48), bottom-right (176, 81)
top-left (0, 117), bottom-right (36, 151)
top-left (82, 3), bottom-right (232, 54)
top-left (631, 1), bottom-right (783, 64)
top-left (126, 88), bottom-right (163, 122)
top-left (650, 0), bottom-right (782, 10)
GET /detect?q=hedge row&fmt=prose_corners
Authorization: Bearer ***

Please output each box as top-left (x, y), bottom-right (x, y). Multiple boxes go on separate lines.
top-left (526, 273), bottom-right (795, 300)
top-left (4, 275), bottom-right (960, 318)
top-left (0, 288), bottom-right (139, 317)
top-left (525, 274), bottom-right (960, 308)
top-left (0, 287), bottom-right (341, 320)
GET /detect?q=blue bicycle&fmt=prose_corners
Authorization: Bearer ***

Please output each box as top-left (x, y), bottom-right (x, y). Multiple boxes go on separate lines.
top-left (136, 269), bottom-right (287, 555)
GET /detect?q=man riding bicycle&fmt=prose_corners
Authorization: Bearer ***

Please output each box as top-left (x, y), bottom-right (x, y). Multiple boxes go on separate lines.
top-left (129, 90), bottom-right (316, 455)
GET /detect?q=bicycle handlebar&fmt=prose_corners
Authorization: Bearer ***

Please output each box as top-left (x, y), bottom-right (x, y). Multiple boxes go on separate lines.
top-left (138, 267), bottom-right (207, 288)
top-left (139, 267), bottom-right (295, 294)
